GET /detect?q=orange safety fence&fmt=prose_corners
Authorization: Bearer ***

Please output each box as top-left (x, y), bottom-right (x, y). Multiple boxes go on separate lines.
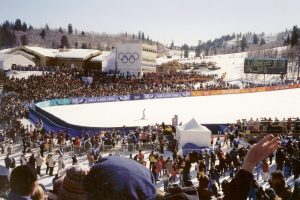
top-left (191, 84), bottom-right (300, 97)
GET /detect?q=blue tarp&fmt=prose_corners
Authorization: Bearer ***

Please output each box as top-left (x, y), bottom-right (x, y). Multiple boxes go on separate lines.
top-left (181, 143), bottom-right (210, 156)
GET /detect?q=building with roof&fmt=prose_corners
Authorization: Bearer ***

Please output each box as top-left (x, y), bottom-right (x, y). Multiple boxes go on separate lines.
top-left (1, 44), bottom-right (157, 75)
top-left (5, 46), bottom-right (101, 69)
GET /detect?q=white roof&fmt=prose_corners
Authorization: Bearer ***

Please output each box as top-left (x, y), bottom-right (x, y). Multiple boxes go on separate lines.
top-left (55, 49), bottom-right (100, 59)
top-left (12, 50), bottom-right (36, 59)
top-left (90, 51), bottom-right (111, 62)
top-left (24, 46), bottom-right (101, 59)
top-left (177, 118), bottom-right (210, 132)
top-left (0, 48), bottom-right (13, 54)
top-left (25, 46), bottom-right (58, 57)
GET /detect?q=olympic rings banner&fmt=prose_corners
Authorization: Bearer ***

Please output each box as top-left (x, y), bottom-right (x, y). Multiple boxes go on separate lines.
top-left (116, 44), bottom-right (142, 76)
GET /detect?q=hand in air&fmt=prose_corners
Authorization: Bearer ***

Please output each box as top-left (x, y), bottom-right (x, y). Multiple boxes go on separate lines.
top-left (242, 134), bottom-right (280, 173)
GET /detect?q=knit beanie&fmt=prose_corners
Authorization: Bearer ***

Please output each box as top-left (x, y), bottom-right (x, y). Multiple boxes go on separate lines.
top-left (83, 156), bottom-right (157, 200)
top-left (57, 165), bottom-right (89, 200)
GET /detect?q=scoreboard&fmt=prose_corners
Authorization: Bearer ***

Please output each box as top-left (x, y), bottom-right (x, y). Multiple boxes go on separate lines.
top-left (244, 58), bottom-right (288, 74)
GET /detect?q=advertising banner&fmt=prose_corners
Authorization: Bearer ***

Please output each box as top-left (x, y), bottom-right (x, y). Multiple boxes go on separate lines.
top-left (70, 95), bottom-right (130, 104)
top-left (81, 77), bottom-right (93, 85)
top-left (192, 84), bottom-right (300, 97)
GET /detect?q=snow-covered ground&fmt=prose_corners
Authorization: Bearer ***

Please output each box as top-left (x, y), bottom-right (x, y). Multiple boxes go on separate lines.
top-left (43, 87), bottom-right (300, 127)
top-left (158, 47), bottom-right (291, 84)
top-left (6, 70), bottom-right (44, 79)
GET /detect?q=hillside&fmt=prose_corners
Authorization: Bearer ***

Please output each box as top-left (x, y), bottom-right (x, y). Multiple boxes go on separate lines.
top-left (0, 19), bottom-right (299, 58)
top-left (0, 19), bottom-right (167, 53)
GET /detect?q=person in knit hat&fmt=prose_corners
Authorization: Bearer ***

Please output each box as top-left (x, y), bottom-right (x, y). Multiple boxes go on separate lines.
top-left (83, 156), bottom-right (157, 200)
top-left (57, 165), bottom-right (89, 200)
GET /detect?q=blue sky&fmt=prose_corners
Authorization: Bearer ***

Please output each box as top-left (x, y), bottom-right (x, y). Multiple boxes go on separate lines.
top-left (1, 0), bottom-right (299, 46)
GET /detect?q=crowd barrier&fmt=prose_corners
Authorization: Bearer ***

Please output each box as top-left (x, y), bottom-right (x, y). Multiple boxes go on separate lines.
top-left (35, 92), bottom-right (192, 108)
top-left (191, 84), bottom-right (300, 97)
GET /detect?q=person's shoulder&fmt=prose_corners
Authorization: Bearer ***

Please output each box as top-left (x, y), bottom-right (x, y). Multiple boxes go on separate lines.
top-left (280, 186), bottom-right (293, 198)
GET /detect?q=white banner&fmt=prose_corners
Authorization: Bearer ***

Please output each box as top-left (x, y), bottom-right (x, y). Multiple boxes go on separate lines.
top-left (116, 44), bottom-right (142, 76)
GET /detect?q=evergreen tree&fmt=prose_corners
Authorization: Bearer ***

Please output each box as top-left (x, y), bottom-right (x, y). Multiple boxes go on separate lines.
top-left (286, 34), bottom-right (291, 45)
top-left (241, 35), bottom-right (247, 51)
top-left (147, 36), bottom-right (149, 43)
top-left (138, 31), bottom-right (141, 40)
top-left (81, 43), bottom-right (87, 49)
top-left (183, 44), bottom-right (189, 58)
top-left (142, 32), bottom-right (145, 40)
top-left (59, 27), bottom-right (63, 33)
top-left (195, 47), bottom-right (200, 57)
top-left (0, 26), bottom-right (16, 48)
top-left (184, 48), bottom-right (189, 58)
top-left (28, 25), bottom-right (33, 30)
top-left (14, 19), bottom-right (22, 31)
top-left (45, 24), bottom-right (49, 30)
top-left (253, 33), bottom-right (259, 45)
top-left (132, 34), bottom-right (135, 39)
top-left (22, 22), bottom-right (27, 32)
top-left (260, 38), bottom-right (266, 46)
top-left (2, 20), bottom-right (11, 29)
top-left (20, 35), bottom-right (28, 45)
top-left (60, 35), bottom-right (69, 48)
top-left (170, 40), bottom-right (174, 50)
top-left (40, 29), bottom-right (46, 39)
top-left (75, 41), bottom-right (78, 49)
top-left (68, 23), bottom-right (73, 34)
top-left (81, 31), bottom-right (85, 36)
top-left (291, 25), bottom-right (299, 47)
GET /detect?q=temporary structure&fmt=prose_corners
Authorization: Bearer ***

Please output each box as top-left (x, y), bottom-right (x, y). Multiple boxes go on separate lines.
top-left (176, 118), bottom-right (211, 149)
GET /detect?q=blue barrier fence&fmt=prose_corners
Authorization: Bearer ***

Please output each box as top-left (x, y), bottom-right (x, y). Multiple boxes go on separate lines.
top-left (29, 107), bottom-right (138, 136)
top-left (34, 92), bottom-right (192, 108)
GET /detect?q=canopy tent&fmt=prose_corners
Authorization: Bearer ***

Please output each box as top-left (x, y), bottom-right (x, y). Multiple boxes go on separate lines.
top-left (176, 118), bottom-right (211, 149)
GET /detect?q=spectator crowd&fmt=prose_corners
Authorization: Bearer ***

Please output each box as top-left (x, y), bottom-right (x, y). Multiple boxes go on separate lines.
top-left (1, 65), bottom-right (300, 199)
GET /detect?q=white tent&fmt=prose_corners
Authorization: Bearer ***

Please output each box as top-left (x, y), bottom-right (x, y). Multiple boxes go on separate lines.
top-left (176, 118), bottom-right (211, 148)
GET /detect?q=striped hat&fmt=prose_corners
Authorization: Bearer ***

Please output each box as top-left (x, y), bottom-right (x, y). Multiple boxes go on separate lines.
top-left (57, 165), bottom-right (89, 200)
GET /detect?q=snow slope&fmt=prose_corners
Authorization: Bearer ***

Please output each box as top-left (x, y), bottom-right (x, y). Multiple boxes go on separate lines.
top-left (158, 47), bottom-right (289, 84)
top-left (43, 88), bottom-right (300, 127)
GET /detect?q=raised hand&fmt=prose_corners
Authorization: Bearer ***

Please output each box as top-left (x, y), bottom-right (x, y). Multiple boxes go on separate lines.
top-left (241, 134), bottom-right (280, 173)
